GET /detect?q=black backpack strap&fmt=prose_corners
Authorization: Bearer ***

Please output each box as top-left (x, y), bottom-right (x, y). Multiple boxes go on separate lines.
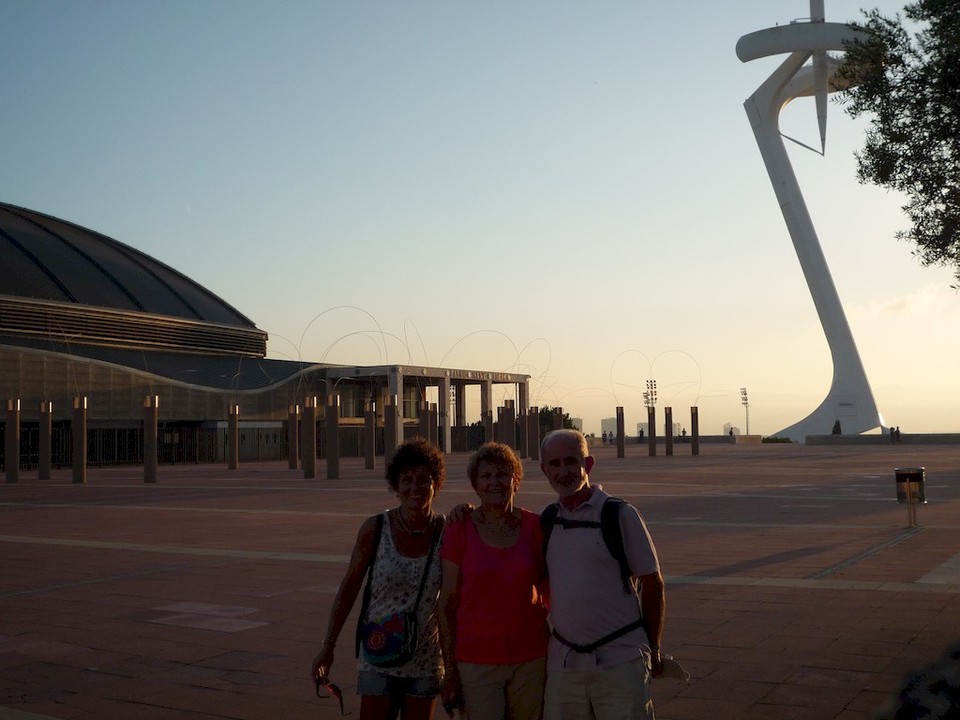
top-left (542, 499), bottom-right (633, 594)
top-left (600, 498), bottom-right (636, 595)
top-left (355, 513), bottom-right (385, 658)
top-left (551, 617), bottom-right (646, 654)
top-left (539, 503), bottom-right (560, 573)
top-left (543, 497), bottom-right (648, 651)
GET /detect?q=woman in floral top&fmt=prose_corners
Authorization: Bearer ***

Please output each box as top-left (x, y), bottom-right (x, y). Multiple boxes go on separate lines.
top-left (313, 438), bottom-right (446, 719)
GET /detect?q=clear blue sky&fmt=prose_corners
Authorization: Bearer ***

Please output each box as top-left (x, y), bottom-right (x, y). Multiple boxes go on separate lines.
top-left (2, 0), bottom-right (955, 436)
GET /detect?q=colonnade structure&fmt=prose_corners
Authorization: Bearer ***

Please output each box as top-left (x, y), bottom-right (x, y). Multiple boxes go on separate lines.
top-left (0, 364), bottom-right (532, 481)
top-left (737, 0), bottom-right (884, 442)
top-left (0, 201), bottom-right (532, 477)
top-left (323, 364), bottom-right (530, 458)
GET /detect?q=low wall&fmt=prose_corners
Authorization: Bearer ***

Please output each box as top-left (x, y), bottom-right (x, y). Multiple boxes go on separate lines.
top-left (806, 433), bottom-right (960, 445)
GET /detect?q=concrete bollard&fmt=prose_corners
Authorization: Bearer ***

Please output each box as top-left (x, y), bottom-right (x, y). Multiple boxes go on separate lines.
top-left (39, 401), bottom-right (52, 480)
top-left (144, 395), bottom-right (159, 483)
top-left (5, 399), bottom-right (20, 483)
top-left (72, 397), bottom-right (87, 484)
top-left (326, 395), bottom-right (340, 480)
top-left (227, 405), bottom-right (239, 470)
top-left (288, 404), bottom-right (300, 470)
top-left (303, 397), bottom-right (317, 479)
top-left (364, 401), bottom-right (376, 470)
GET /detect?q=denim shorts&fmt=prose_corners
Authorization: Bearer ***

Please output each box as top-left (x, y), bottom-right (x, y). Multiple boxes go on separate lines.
top-left (357, 669), bottom-right (442, 698)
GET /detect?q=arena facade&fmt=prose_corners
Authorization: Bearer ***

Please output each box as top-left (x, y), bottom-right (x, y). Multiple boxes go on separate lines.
top-left (0, 202), bottom-right (530, 469)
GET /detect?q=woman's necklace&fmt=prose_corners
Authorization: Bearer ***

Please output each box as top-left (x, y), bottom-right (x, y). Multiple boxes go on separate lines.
top-left (477, 507), bottom-right (520, 533)
top-left (396, 510), bottom-right (432, 536)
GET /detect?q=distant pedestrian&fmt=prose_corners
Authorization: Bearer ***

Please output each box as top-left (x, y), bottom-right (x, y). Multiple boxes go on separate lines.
top-left (890, 427), bottom-right (895, 443)
top-left (895, 426), bottom-right (902, 442)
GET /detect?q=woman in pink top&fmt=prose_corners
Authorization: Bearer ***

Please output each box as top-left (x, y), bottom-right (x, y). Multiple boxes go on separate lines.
top-left (439, 442), bottom-right (549, 720)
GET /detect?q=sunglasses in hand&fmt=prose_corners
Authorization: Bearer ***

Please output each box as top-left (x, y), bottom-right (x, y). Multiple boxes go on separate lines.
top-left (314, 676), bottom-right (349, 716)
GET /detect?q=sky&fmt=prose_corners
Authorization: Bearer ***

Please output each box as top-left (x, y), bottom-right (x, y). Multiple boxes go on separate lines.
top-left (2, 0), bottom-right (957, 437)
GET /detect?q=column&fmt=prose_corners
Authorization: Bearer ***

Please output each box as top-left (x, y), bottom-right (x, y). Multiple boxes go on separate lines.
top-left (616, 406), bottom-right (625, 458)
top-left (527, 406), bottom-right (540, 461)
top-left (303, 396), bottom-right (317, 479)
top-left (72, 396), bottom-right (87, 484)
top-left (647, 406), bottom-right (656, 457)
top-left (418, 399), bottom-right (431, 439)
top-left (429, 403), bottom-right (438, 446)
top-left (39, 401), bottom-right (52, 481)
top-left (481, 379), bottom-right (493, 442)
top-left (287, 404), bottom-right (300, 470)
top-left (144, 395), bottom-right (159, 483)
top-left (517, 381), bottom-right (530, 458)
top-left (664, 407), bottom-right (674, 456)
top-left (518, 380), bottom-right (530, 418)
top-left (454, 382), bottom-right (466, 427)
top-left (364, 401), bottom-right (376, 470)
top-left (691, 406), bottom-right (700, 456)
top-left (5, 399), bottom-right (20, 483)
top-left (384, 394), bottom-right (400, 462)
top-left (326, 394), bottom-right (340, 480)
top-left (439, 376), bottom-right (451, 453)
top-left (389, 368), bottom-right (405, 454)
top-left (227, 404), bottom-right (239, 470)
top-left (498, 400), bottom-right (516, 449)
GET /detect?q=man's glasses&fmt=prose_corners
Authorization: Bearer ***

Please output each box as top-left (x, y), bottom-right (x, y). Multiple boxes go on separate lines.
top-left (314, 676), bottom-right (349, 716)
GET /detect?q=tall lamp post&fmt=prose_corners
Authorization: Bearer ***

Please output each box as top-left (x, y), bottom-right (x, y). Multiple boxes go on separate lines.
top-left (740, 387), bottom-right (750, 436)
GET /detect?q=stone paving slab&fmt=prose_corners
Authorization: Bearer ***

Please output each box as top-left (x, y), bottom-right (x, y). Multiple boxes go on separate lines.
top-left (1, 443), bottom-right (958, 719)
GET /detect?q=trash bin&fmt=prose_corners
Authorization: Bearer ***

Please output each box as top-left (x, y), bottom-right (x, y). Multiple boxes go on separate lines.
top-left (895, 467), bottom-right (926, 504)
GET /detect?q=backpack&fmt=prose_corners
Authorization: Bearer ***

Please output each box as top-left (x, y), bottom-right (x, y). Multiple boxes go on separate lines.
top-left (540, 496), bottom-right (636, 595)
top-left (540, 496), bottom-right (646, 654)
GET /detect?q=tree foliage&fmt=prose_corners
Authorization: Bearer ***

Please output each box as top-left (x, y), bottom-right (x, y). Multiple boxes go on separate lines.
top-left (537, 406), bottom-right (576, 430)
top-left (838, 0), bottom-right (960, 285)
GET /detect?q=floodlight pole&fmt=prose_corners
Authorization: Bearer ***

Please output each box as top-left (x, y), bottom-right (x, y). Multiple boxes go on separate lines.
top-left (740, 387), bottom-right (750, 436)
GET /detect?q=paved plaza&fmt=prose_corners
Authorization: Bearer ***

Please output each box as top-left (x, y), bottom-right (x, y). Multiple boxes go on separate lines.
top-left (2, 442), bottom-right (959, 719)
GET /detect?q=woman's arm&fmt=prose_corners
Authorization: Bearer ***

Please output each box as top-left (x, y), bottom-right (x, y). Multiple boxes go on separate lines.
top-left (438, 557), bottom-right (464, 714)
top-left (311, 515), bottom-right (379, 681)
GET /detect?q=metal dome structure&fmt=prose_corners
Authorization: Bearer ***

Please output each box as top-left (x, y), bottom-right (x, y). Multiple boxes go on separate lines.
top-left (0, 202), bottom-right (530, 468)
top-left (0, 202), bottom-right (266, 357)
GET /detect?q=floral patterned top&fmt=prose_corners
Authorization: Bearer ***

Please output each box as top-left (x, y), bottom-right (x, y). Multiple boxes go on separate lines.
top-left (358, 512), bottom-right (444, 678)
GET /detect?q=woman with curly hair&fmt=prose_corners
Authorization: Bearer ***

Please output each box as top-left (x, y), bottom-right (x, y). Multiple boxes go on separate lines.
top-left (313, 437), bottom-right (446, 720)
top-left (439, 442), bottom-right (549, 720)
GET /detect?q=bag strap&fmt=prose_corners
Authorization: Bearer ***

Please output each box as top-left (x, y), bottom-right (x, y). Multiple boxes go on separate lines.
top-left (409, 517), bottom-right (443, 615)
top-left (354, 513), bottom-right (442, 657)
top-left (540, 502), bottom-right (559, 567)
top-left (600, 498), bottom-right (636, 595)
top-left (551, 617), bottom-right (646, 654)
top-left (355, 513), bottom-right (385, 658)
top-left (542, 498), bottom-right (635, 594)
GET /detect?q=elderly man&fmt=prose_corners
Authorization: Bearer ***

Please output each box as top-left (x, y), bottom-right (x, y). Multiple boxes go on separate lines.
top-left (539, 429), bottom-right (665, 720)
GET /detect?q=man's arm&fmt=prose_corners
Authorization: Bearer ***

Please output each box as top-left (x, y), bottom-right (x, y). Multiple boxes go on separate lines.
top-left (639, 570), bottom-right (666, 676)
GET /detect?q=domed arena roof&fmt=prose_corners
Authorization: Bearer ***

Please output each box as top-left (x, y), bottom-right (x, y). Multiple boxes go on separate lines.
top-left (0, 202), bottom-right (266, 357)
top-left (0, 202), bottom-right (254, 326)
